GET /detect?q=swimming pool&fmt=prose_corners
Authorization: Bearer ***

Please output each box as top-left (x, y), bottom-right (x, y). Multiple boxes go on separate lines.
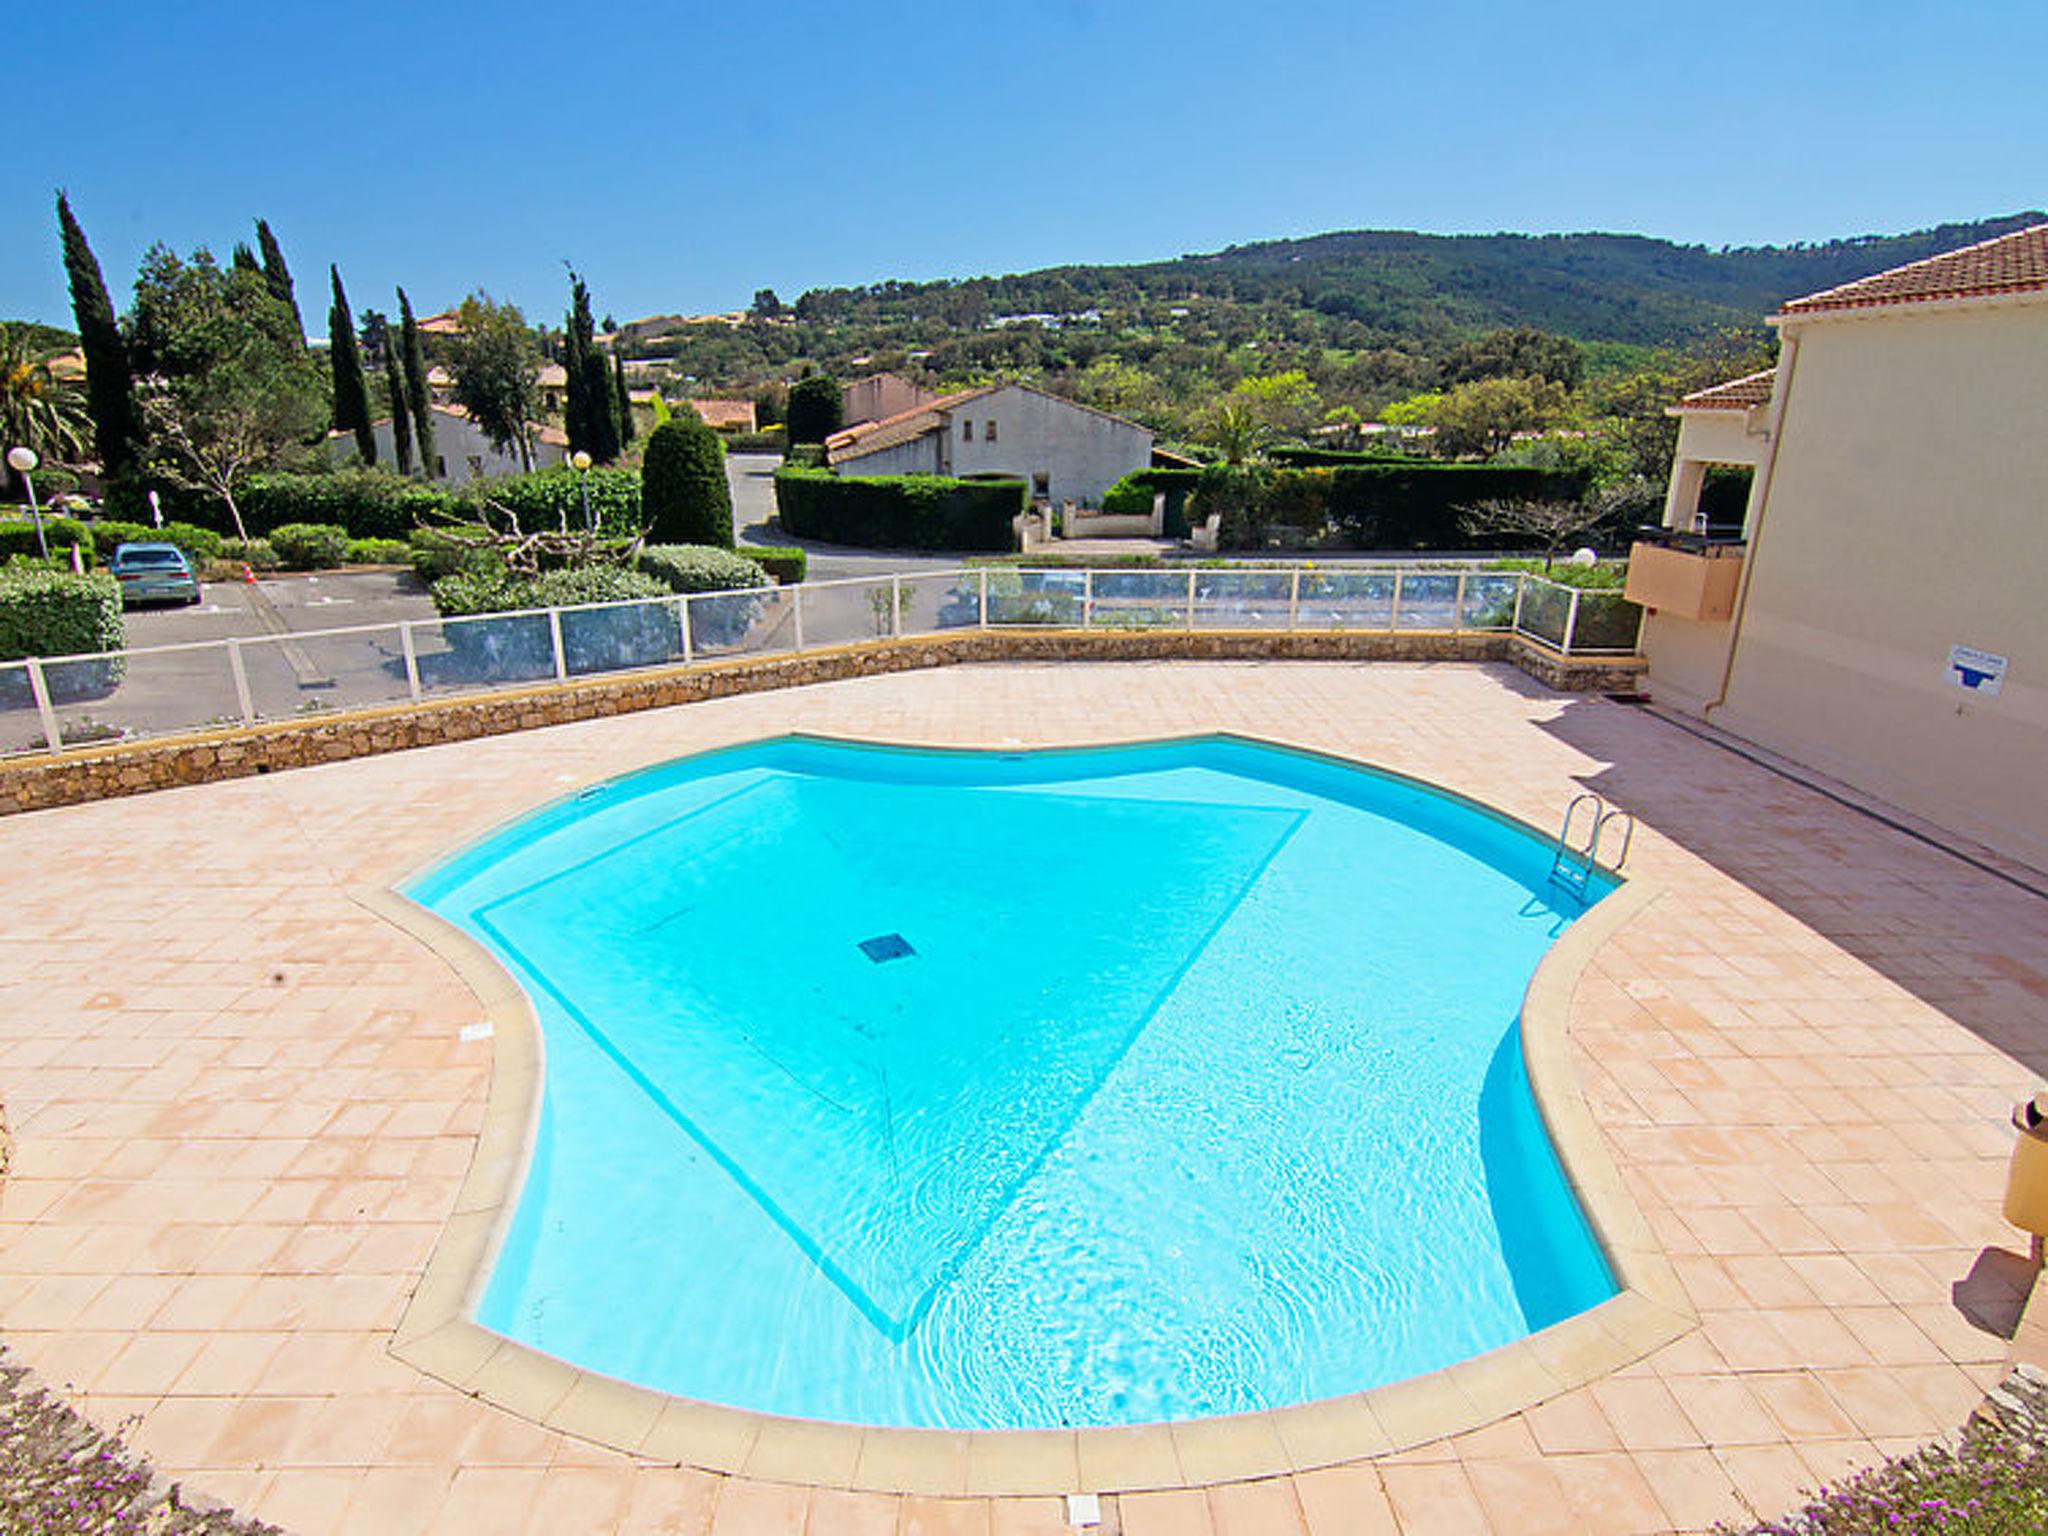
top-left (407, 735), bottom-right (1617, 1430)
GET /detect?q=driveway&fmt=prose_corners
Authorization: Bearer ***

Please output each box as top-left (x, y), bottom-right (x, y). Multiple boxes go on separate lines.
top-left (727, 453), bottom-right (975, 582)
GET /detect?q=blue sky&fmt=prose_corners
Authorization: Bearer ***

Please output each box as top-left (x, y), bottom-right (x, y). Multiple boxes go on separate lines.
top-left (10, 0), bottom-right (2045, 332)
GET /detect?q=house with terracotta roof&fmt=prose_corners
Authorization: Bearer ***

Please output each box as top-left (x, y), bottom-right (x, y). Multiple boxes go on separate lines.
top-left (1631, 221), bottom-right (2048, 869)
top-left (331, 403), bottom-right (569, 485)
top-left (826, 383), bottom-right (1151, 508)
top-left (689, 399), bottom-right (758, 433)
top-left (842, 372), bottom-right (937, 429)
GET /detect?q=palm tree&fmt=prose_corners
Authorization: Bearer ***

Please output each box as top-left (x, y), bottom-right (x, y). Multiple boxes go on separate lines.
top-left (1, 325), bottom-right (91, 496)
top-left (1204, 396), bottom-right (1268, 466)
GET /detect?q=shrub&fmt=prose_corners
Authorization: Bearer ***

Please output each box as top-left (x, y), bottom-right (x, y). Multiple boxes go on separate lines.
top-left (463, 464), bottom-right (640, 537)
top-left (217, 537), bottom-right (280, 572)
top-left (267, 523), bottom-right (351, 570)
top-left (85, 520), bottom-right (154, 557)
top-left (737, 544), bottom-right (806, 583)
top-left (636, 545), bottom-right (767, 595)
top-left (0, 516), bottom-right (94, 565)
top-left (1099, 474), bottom-right (1154, 519)
top-left (240, 470), bottom-right (457, 539)
top-left (344, 537), bottom-right (412, 565)
top-left (155, 522), bottom-right (224, 562)
top-left (786, 374), bottom-right (843, 444)
top-left (723, 429), bottom-right (787, 454)
top-left (429, 563), bottom-right (682, 681)
top-left (773, 466), bottom-right (1025, 551)
top-left (0, 569), bottom-right (125, 704)
top-left (641, 418), bottom-right (733, 547)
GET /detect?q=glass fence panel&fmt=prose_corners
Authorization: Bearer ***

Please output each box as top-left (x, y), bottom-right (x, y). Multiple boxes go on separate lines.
top-left (414, 612), bottom-right (556, 696)
top-left (900, 572), bottom-right (980, 633)
top-left (1190, 569), bottom-right (1293, 629)
top-left (1395, 573), bottom-right (1462, 630)
top-left (689, 586), bottom-right (794, 659)
top-left (1566, 589), bottom-right (1646, 653)
top-left (1460, 573), bottom-right (1521, 630)
top-left (1088, 570), bottom-right (1188, 629)
top-left (798, 580), bottom-right (898, 649)
top-left (0, 663), bottom-right (47, 757)
top-left (1296, 570), bottom-right (1395, 630)
top-left (240, 626), bottom-right (413, 722)
top-left (985, 569), bottom-right (1084, 626)
top-left (1516, 581), bottom-right (1572, 648)
top-left (562, 598), bottom-right (687, 677)
top-left (42, 646), bottom-right (242, 747)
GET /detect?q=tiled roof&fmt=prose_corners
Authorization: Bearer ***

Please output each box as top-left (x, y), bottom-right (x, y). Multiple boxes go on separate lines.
top-left (689, 399), bottom-right (757, 431)
top-left (1779, 223), bottom-right (2048, 316)
top-left (827, 388), bottom-right (994, 460)
top-left (1675, 367), bottom-right (1777, 412)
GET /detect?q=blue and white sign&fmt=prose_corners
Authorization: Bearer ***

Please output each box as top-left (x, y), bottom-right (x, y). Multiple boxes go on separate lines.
top-left (1948, 644), bottom-right (2008, 697)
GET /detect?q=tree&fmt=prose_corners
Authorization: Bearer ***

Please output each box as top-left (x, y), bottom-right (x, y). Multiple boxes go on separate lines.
top-left (786, 373), bottom-right (842, 444)
top-left (1589, 328), bottom-right (1775, 484)
top-left (751, 288), bottom-right (784, 319)
top-left (231, 243), bottom-right (261, 276)
top-left (397, 288), bottom-right (436, 474)
top-left (1202, 396), bottom-right (1268, 465)
top-left (1, 325), bottom-right (91, 497)
top-left (372, 315), bottom-right (413, 475)
top-left (1231, 368), bottom-right (1321, 437)
top-left (254, 220), bottom-right (305, 349)
top-left (129, 250), bottom-right (327, 539)
top-left (447, 292), bottom-right (540, 471)
top-left (613, 355), bottom-right (633, 447)
top-left (1442, 327), bottom-right (1583, 390)
top-left (56, 193), bottom-right (143, 484)
top-left (563, 270), bottom-right (620, 463)
top-left (328, 267), bottom-right (375, 465)
top-left (1456, 498), bottom-right (1609, 569)
top-left (640, 417), bottom-right (732, 546)
top-left (1428, 376), bottom-right (1569, 458)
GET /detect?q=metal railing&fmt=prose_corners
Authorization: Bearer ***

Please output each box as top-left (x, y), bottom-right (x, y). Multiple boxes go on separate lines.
top-left (0, 566), bottom-right (1641, 760)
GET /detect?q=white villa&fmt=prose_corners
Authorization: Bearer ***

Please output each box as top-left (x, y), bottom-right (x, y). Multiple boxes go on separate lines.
top-left (825, 383), bottom-right (1152, 508)
top-left (331, 404), bottom-right (569, 486)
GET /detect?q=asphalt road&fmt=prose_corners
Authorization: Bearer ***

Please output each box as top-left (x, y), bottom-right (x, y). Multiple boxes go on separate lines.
top-left (728, 454), bottom-right (970, 580)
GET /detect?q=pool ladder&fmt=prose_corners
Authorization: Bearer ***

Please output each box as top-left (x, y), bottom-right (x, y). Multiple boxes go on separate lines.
top-left (1551, 793), bottom-right (1635, 897)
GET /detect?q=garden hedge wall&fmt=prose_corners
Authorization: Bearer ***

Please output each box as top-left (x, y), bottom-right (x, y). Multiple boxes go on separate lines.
top-left (0, 569), bottom-right (125, 664)
top-left (1190, 463), bottom-right (1590, 550)
top-left (773, 467), bottom-right (1025, 552)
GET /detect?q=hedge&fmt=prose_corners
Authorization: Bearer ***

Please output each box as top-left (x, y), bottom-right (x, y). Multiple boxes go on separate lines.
top-left (635, 545), bottom-right (767, 596)
top-left (0, 570), bottom-right (126, 705)
top-left (723, 430), bottom-right (786, 454)
top-left (0, 516), bottom-right (94, 565)
top-left (471, 465), bottom-right (641, 537)
top-left (344, 537), bottom-right (411, 565)
top-left (1188, 463), bottom-right (1590, 550)
top-left (773, 466), bottom-right (1025, 551)
top-left (641, 419), bottom-right (732, 547)
top-left (1100, 474), bottom-right (1154, 519)
top-left (267, 524), bottom-right (350, 570)
top-left (738, 544), bottom-right (806, 583)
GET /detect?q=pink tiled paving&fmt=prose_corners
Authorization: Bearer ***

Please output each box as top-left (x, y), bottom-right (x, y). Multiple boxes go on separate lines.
top-left (2, 659), bottom-right (2045, 1535)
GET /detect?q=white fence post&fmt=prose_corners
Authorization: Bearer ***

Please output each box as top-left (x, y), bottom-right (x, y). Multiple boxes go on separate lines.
top-left (1389, 570), bottom-right (1403, 631)
top-left (1083, 568), bottom-right (1095, 629)
top-left (978, 568), bottom-right (989, 628)
top-left (1511, 574), bottom-right (1527, 635)
top-left (1454, 572), bottom-right (1468, 633)
top-left (1288, 568), bottom-right (1301, 631)
top-left (1562, 588), bottom-right (1583, 654)
top-left (399, 621), bottom-right (422, 702)
top-left (547, 608), bottom-right (567, 681)
top-left (678, 596), bottom-right (694, 665)
top-left (226, 638), bottom-right (256, 725)
top-left (1185, 568), bottom-right (1197, 630)
top-left (890, 574), bottom-right (903, 639)
top-left (25, 658), bottom-right (61, 756)
top-left (791, 583), bottom-right (806, 652)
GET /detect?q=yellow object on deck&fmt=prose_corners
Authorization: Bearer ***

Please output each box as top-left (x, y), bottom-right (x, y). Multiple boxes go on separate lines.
top-left (2003, 1094), bottom-right (2048, 1235)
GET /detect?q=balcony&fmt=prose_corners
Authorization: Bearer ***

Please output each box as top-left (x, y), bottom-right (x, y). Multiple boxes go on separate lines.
top-left (1624, 540), bottom-right (1744, 622)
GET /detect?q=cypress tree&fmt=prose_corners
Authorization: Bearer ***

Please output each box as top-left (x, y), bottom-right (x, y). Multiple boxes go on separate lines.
top-left (614, 354), bottom-right (634, 446)
top-left (564, 271), bottom-right (593, 455)
top-left (640, 417), bottom-right (732, 546)
top-left (231, 242), bottom-right (262, 275)
top-left (383, 341), bottom-right (414, 475)
top-left (396, 288), bottom-right (436, 475)
top-left (583, 348), bottom-right (619, 462)
top-left (55, 193), bottom-right (143, 483)
top-left (255, 220), bottom-right (305, 348)
top-left (328, 266), bottom-right (375, 465)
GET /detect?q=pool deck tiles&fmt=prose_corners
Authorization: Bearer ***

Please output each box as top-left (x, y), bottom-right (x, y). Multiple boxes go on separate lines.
top-left (2, 659), bottom-right (2046, 1532)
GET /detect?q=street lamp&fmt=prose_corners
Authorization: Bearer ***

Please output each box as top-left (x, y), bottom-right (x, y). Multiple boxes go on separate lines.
top-left (570, 450), bottom-right (594, 534)
top-left (6, 447), bottom-right (47, 560)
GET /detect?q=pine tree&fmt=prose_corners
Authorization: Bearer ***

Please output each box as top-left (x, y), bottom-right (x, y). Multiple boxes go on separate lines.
top-left (55, 193), bottom-right (143, 484)
top-left (383, 342), bottom-right (414, 475)
top-left (396, 289), bottom-right (436, 476)
top-left (254, 220), bottom-right (305, 349)
top-left (614, 354), bottom-right (634, 446)
top-left (328, 266), bottom-right (375, 465)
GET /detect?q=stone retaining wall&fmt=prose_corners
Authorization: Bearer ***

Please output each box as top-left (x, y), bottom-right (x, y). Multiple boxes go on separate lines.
top-left (0, 630), bottom-right (1642, 815)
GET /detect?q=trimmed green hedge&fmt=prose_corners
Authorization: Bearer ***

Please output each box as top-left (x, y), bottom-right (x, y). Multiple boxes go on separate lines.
top-left (0, 516), bottom-right (94, 565)
top-left (1100, 474), bottom-right (1154, 518)
top-left (738, 544), bottom-right (806, 583)
top-left (476, 465), bottom-right (641, 537)
top-left (1188, 463), bottom-right (1591, 550)
top-left (635, 545), bottom-right (767, 595)
top-left (773, 466), bottom-right (1025, 551)
top-left (0, 570), bottom-right (126, 704)
top-left (268, 524), bottom-right (350, 570)
top-left (344, 537), bottom-right (412, 565)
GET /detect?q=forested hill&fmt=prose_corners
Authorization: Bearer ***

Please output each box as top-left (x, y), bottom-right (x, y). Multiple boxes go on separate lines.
top-left (792, 213), bottom-right (2045, 345)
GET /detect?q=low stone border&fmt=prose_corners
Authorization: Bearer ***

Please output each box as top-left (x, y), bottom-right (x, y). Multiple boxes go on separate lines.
top-left (355, 732), bottom-right (1690, 1497)
top-left (0, 629), bottom-right (1642, 816)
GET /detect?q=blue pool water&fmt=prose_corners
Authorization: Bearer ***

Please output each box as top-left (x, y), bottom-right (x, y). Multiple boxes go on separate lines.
top-left (408, 736), bottom-right (1616, 1429)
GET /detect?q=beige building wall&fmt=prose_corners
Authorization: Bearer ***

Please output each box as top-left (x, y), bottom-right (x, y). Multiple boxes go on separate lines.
top-left (1707, 299), bottom-right (2048, 869)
